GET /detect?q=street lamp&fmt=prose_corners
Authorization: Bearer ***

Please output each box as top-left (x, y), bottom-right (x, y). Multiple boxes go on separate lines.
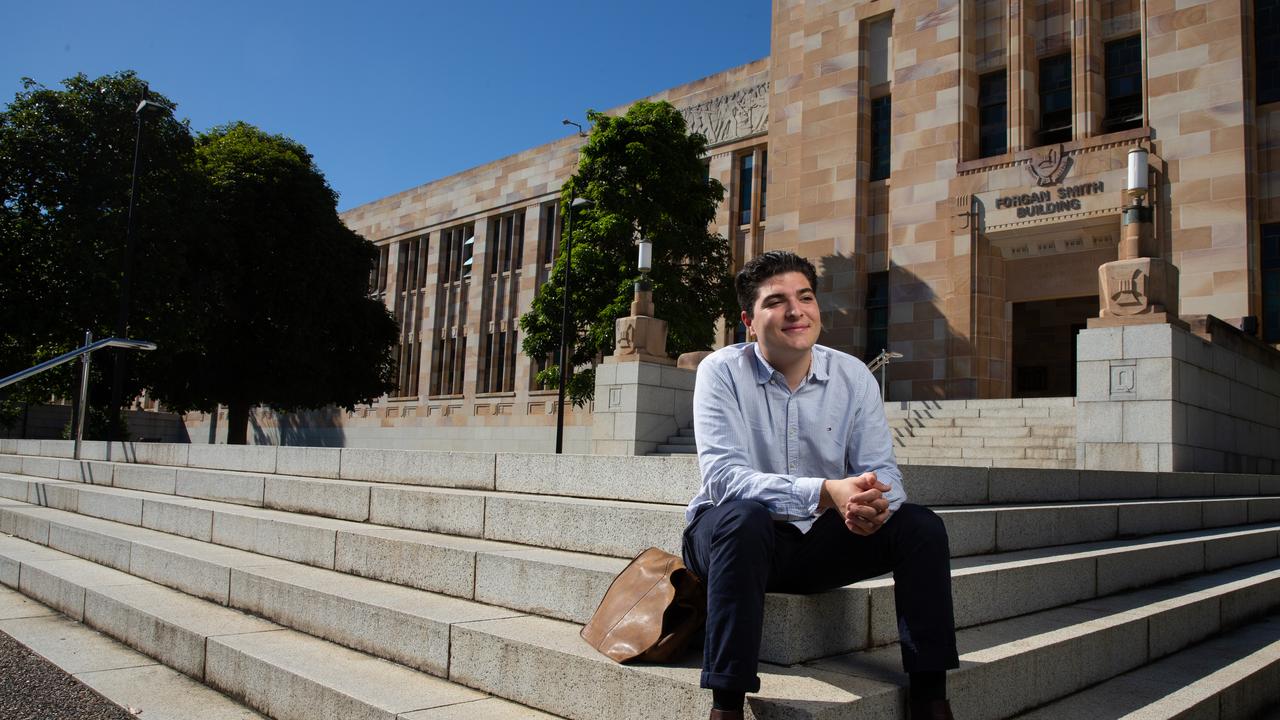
top-left (109, 87), bottom-right (174, 438)
top-left (554, 195), bottom-right (591, 454)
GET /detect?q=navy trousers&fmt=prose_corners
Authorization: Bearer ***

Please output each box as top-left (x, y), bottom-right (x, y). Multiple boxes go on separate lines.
top-left (681, 500), bottom-right (959, 693)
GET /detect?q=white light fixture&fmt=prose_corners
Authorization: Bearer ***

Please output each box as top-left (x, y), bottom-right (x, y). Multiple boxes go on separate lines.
top-left (1126, 147), bottom-right (1148, 202)
top-left (637, 238), bottom-right (652, 274)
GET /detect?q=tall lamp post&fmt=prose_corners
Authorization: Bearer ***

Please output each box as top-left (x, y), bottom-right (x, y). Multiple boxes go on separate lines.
top-left (109, 88), bottom-right (174, 438)
top-left (554, 119), bottom-right (589, 455)
top-left (554, 194), bottom-right (590, 454)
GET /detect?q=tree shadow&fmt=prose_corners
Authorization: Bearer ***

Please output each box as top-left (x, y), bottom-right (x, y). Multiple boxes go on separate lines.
top-left (814, 252), bottom-right (980, 403)
top-left (246, 407), bottom-right (348, 447)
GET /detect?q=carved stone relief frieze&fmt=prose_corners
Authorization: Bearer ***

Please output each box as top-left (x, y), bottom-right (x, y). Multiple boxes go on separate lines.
top-left (680, 82), bottom-right (769, 147)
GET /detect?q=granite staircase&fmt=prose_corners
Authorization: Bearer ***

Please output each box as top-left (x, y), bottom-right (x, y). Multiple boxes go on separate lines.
top-left (888, 399), bottom-right (1078, 470)
top-left (653, 426), bottom-right (697, 456)
top-left (1, 439), bottom-right (1278, 719)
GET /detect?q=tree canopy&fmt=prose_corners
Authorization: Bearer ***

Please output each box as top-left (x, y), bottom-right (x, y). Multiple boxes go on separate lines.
top-left (146, 122), bottom-right (398, 443)
top-left (0, 73), bottom-right (397, 443)
top-left (0, 71), bottom-right (200, 433)
top-left (519, 101), bottom-right (737, 405)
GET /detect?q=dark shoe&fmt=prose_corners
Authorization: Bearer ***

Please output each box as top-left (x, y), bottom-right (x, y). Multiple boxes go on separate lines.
top-left (709, 710), bottom-right (744, 720)
top-left (910, 699), bottom-right (955, 719)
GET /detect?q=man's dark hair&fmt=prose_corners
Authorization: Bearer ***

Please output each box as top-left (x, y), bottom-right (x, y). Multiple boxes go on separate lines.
top-left (736, 251), bottom-right (819, 317)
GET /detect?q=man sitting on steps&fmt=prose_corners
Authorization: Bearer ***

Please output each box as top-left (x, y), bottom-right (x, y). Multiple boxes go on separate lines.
top-left (682, 251), bottom-right (959, 720)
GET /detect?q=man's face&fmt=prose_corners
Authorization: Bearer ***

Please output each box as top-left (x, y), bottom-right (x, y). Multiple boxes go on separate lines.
top-left (742, 271), bottom-right (820, 362)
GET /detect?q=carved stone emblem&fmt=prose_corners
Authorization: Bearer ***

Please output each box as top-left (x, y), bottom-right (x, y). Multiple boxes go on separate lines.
top-left (1109, 362), bottom-right (1137, 398)
top-left (681, 82), bottom-right (769, 147)
top-left (1026, 144), bottom-right (1073, 186)
top-left (1097, 257), bottom-right (1178, 320)
top-left (1111, 268), bottom-right (1147, 309)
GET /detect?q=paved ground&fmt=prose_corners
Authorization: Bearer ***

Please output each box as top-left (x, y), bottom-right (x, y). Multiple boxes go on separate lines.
top-left (0, 630), bottom-right (135, 720)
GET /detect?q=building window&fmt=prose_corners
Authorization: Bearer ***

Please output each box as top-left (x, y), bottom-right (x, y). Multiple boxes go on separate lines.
top-left (530, 352), bottom-right (555, 391)
top-left (479, 326), bottom-right (518, 393)
top-left (978, 71), bottom-right (1008, 157)
top-left (865, 271), bottom-right (889, 360)
top-left (438, 224), bottom-right (474, 284)
top-left (866, 15), bottom-right (892, 181)
top-left (1103, 36), bottom-right (1143, 131)
top-left (1264, 224), bottom-right (1280, 343)
top-left (480, 210), bottom-right (524, 394)
top-left (370, 244), bottom-right (389, 302)
top-left (488, 211), bottom-right (525, 275)
top-left (539, 201), bottom-right (560, 266)
top-left (1259, 0), bottom-right (1280, 105)
top-left (430, 223), bottom-right (473, 397)
top-left (870, 96), bottom-right (892, 181)
top-left (737, 153), bottom-right (753, 225)
top-left (393, 235), bottom-right (428, 397)
top-left (1038, 54), bottom-right (1073, 145)
top-left (759, 150), bottom-right (768, 221)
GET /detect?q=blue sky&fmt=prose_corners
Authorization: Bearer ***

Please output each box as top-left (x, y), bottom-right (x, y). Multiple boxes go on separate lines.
top-left (1, 1), bottom-right (772, 211)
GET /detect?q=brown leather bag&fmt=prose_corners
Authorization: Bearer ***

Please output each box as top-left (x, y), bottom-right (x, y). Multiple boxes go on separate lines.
top-left (580, 547), bottom-right (706, 663)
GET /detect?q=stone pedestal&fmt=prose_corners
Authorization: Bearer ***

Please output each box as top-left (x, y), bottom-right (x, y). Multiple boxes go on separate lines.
top-left (1089, 256), bottom-right (1184, 329)
top-left (613, 314), bottom-right (674, 366)
top-left (1076, 322), bottom-right (1280, 473)
top-left (590, 360), bottom-right (694, 456)
top-left (612, 285), bottom-right (674, 365)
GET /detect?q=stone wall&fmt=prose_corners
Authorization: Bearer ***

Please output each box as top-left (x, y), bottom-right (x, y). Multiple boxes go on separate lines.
top-left (1077, 319), bottom-right (1280, 472)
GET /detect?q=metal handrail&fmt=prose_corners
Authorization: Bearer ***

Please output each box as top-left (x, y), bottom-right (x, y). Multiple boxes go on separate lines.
top-left (1, 333), bottom-right (157, 459)
top-left (866, 349), bottom-right (903, 400)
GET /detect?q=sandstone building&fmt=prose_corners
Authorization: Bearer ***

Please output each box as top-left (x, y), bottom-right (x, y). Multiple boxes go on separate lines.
top-left (268, 0), bottom-right (1279, 451)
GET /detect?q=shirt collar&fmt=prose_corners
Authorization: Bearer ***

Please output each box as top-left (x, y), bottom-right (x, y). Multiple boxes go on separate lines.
top-left (750, 343), bottom-right (830, 385)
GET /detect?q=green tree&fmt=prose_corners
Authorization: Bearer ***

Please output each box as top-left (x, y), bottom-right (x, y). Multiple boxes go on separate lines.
top-left (145, 122), bottom-right (397, 444)
top-left (0, 71), bottom-right (200, 434)
top-left (520, 101), bottom-right (736, 405)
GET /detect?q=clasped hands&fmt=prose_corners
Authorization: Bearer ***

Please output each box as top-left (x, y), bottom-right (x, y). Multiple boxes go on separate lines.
top-left (821, 472), bottom-right (892, 536)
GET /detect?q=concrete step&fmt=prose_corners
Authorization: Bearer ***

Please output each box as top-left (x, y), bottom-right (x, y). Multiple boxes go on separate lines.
top-left (1013, 613), bottom-right (1280, 719)
top-left (655, 444), bottom-right (697, 454)
top-left (5, 490), bottom-right (1278, 667)
top-left (448, 559), bottom-right (1280, 719)
top-left (664, 435), bottom-right (697, 446)
top-left (0, 585), bottom-right (269, 720)
top-left (7, 466), bottom-right (1280, 563)
top-left (8, 449), bottom-right (1279, 508)
top-left (0, 534), bottom-right (561, 720)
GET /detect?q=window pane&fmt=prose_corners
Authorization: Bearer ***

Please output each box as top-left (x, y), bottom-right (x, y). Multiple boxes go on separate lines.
top-left (738, 154), bottom-right (753, 225)
top-left (1104, 36), bottom-right (1143, 131)
top-left (871, 96), bottom-right (892, 180)
top-left (1265, 224), bottom-right (1280, 342)
top-left (1261, 0), bottom-right (1280, 105)
top-left (1039, 54), bottom-right (1073, 145)
top-left (760, 151), bottom-right (768, 221)
top-left (979, 70), bottom-right (1008, 157)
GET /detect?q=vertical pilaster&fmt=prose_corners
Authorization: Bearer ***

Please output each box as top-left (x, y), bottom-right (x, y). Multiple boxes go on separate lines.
top-left (1073, 0), bottom-right (1103, 139)
top-left (1009, 0), bottom-right (1036, 150)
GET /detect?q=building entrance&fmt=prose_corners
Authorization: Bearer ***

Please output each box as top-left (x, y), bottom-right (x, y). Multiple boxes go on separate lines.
top-left (1011, 296), bottom-right (1098, 397)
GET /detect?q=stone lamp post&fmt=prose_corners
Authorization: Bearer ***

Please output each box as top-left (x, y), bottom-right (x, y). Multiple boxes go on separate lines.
top-left (1089, 147), bottom-right (1184, 328)
top-left (610, 232), bottom-right (674, 365)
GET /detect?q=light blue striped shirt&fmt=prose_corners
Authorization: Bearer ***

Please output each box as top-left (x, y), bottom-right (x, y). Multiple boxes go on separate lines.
top-left (686, 342), bottom-right (906, 532)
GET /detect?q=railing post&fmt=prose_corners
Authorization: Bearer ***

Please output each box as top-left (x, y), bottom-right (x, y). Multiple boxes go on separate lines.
top-left (74, 330), bottom-right (93, 460)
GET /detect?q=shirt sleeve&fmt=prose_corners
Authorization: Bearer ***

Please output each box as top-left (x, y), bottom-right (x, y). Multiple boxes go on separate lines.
top-left (846, 363), bottom-right (907, 512)
top-left (693, 357), bottom-right (825, 521)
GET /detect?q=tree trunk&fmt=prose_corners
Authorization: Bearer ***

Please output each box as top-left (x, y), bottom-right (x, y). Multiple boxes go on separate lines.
top-left (226, 400), bottom-right (250, 445)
